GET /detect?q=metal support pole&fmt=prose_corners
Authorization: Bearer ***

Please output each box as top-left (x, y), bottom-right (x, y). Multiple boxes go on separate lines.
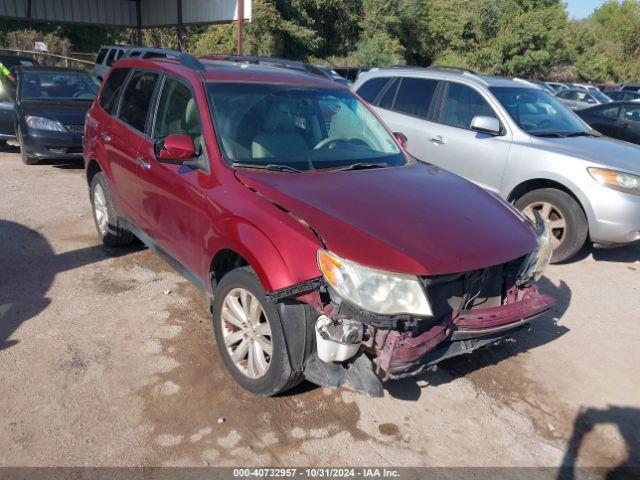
top-left (236, 0), bottom-right (244, 55)
top-left (176, 0), bottom-right (185, 51)
top-left (136, 0), bottom-right (143, 46)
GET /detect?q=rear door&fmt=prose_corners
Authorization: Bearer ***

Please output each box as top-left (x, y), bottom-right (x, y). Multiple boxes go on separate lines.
top-left (0, 75), bottom-right (16, 139)
top-left (136, 74), bottom-right (209, 276)
top-left (418, 81), bottom-right (512, 193)
top-left (109, 69), bottom-right (160, 224)
top-left (369, 76), bottom-right (441, 162)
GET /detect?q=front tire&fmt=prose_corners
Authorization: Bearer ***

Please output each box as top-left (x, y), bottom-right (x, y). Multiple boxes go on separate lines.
top-left (90, 172), bottom-right (135, 246)
top-left (515, 188), bottom-right (588, 263)
top-left (212, 267), bottom-right (304, 396)
top-left (17, 127), bottom-right (37, 165)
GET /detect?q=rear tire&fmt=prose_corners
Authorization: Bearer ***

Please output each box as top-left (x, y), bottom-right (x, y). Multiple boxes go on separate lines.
top-left (17, 127), bottom-right (37, 165)
top-left (515, 188), bottom-right (588, 263)
top-left (90, 172), bottom-right (135, 246)
top-left (212, 266), bottom-right (305, 396)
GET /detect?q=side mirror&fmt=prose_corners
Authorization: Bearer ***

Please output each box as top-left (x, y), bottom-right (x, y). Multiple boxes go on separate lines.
top-left (470, 115), bottom-right (502, 136)
top-left (155, 134), bottom-right (195, 162)
top-left (394, 132), bottom-right (408, 147)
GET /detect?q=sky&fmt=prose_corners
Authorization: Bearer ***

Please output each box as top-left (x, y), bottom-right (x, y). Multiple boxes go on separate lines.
top-left (566, 0), bottom-right (609, 19)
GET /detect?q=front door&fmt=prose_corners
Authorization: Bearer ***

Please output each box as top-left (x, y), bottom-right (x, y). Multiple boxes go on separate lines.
top-left (420, 81), bottom-right (512, 193)
top-left (618, 103), bottom-right (640, 143)
top-left (136, 75), bottom-right (209, 278)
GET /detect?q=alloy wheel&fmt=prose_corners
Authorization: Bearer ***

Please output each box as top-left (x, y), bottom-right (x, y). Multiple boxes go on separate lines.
top-left (93, 183), bottom-right (109, 236)
top-left (220, 288), bottom-right (272, 379)
top-left (522, 201), bottom-right (566, 250)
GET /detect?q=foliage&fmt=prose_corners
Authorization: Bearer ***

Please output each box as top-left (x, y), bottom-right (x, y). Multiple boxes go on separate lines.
top-left (3, 0), bottom-right (640, 82)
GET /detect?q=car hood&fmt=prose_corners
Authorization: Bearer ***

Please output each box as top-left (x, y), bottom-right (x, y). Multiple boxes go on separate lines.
top-left (236, 163), bottom-right (537, 276)
top-left (531, 135), bottom-right (640, 174)
top-left (21, 100), bottom-right (91, 126)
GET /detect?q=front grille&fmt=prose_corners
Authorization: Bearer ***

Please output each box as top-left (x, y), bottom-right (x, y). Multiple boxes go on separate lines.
top-left (65, 124), bottom-right (84, 134)
top-left (421, 256), bottom-right (526, 322)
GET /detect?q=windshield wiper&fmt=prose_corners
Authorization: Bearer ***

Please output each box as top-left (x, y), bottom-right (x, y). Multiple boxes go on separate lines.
top-left (531, 132), bottom-right (568, 138)
top-left (566, 130), bottom-right (601, 137)
top-left (334, 162), bottom-right (389, 171)
top-left (231, 162), bottom-right (303, 173)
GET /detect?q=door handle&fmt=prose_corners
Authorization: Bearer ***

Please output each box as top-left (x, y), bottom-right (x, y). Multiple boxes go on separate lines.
top-left (430, 135), bottom-right (445, 145)
top-left (100, 132), bottom-right (111, 142)
top-left (137, 156), bottom-right (151, 170)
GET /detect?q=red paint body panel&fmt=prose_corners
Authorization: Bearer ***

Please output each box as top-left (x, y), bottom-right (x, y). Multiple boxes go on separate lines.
top-left (237, 164), bottom-right (537, 275)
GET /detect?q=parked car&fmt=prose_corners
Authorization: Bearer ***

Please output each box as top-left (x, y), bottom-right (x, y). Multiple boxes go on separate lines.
top-left (14, 66), bottom-right (99, 164)
top-left (84, 54), bottom-right (556, 397)
top-left (619, 83), bottom-right (640, 92)
top-left (577, 102), bottom-right (640, 145)
top-left (95, 45), bottom-right (129, 81)
top-left (605, 90), bottom-right (640, 102)
top-left (0, 54), bottom-right (39, 69)
top-left (555, 88), bottom-right (612, 110)
top-left (546, 81), bottom-right (569, 93)
top-left (353, 67), bottom-right (640, 262)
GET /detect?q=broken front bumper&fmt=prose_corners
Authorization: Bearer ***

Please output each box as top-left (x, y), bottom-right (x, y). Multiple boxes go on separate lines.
top-left (375, 288), bottom-right (555, 379)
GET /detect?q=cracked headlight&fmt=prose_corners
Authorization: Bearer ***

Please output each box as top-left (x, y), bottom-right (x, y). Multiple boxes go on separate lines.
top-left (317, 250), bottom-right (432, 316)
top-left (588, 167), bottom-right (640, 196)
top-left (26, 116), bottom-right (66, 132)
top-left (517, 210), bottom-right (553, 284)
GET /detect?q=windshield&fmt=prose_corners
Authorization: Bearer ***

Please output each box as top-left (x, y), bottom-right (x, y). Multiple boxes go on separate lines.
top-left (590, 89), bottom-right (612, 104)
top-left (20, 71), bottom-right (99, 101)
top-left (207, 83), bottom-right (404, 171)
top-left (490, 87), bottom-right (589, 136)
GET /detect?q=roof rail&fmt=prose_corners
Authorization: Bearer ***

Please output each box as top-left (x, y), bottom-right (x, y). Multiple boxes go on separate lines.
top-left (180, 53), bottom-right (205, 72)
top-left (427, 65), bottom-right (477, 75)
top-left (211, 55), bottom-right (330, 79)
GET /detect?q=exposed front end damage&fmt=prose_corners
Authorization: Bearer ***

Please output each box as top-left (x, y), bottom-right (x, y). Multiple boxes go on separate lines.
top-left (269, 255), bottom-right (555, 397)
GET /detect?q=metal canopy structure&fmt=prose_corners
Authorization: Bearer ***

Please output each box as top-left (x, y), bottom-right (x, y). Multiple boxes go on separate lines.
top-left (0, 0), bottom-right (251, 52)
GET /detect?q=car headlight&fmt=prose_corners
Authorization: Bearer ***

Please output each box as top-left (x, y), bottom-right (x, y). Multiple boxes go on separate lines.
top-left (26, 116), bottom-right (66, 132)
top-left (317, 250), bottom-right (433, 316)
top-left (588, 167), bottom-right (640, 196)
top-left (517, 210), bottom-right (553, 284)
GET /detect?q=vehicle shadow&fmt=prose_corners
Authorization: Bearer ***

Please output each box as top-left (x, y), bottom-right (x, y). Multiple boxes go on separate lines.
top-left (562, 242), bottom-right (640, 264)
top-left (385, 276), bottom-right (571, 401)
top-left (0, 220), bottom-right (141, 351)
top-left (558, 406), bottom-right (640, 480)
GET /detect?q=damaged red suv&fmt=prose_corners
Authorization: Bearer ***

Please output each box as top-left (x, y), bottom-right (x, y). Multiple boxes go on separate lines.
top-left (84, 53), bottom-right (555, 397)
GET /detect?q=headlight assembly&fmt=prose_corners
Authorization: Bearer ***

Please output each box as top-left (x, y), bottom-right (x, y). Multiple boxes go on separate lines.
top-left (588, 167), bottom-right (640, 196)
top-left (317, 250), bottom-right (433, 317)
top-left (26, 116), bottom-right (66, 132)
top-left (517, 210), bottom-right (553, 284)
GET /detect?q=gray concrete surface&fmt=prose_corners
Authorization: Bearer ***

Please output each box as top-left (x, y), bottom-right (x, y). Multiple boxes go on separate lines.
top-left (0, 150), bottom-right (638, 470)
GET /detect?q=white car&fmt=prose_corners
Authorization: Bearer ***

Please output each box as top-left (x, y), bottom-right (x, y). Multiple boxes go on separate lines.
top-left (94, 45), bottom-right (129, 81)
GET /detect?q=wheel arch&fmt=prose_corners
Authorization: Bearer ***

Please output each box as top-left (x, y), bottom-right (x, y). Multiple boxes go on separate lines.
top-left (86, 158), bottom-right (102, 186)
top-left (507, 177), bottom-right (589, 219)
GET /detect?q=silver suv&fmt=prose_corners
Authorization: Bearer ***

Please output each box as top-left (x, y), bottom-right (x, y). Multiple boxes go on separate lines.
top-left (353, 67), bottom-right (640, 262)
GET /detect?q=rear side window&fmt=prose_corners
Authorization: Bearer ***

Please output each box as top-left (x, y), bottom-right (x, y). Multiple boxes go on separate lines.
top-left (393, 78), bottom-right (438, 119)
top-left (96, 48), bottom-right (107, 65)
top-left (99, 68), bottom-right (130, 114)
top-left (106, 49), bottom-right (118, 67)
top-left (115, 49), bottom-right (125, 61)
top-left (378, 78), bottom-right (399, 109)
top-left (356, 77), bottom-right (389, 103)
top-left (118, 71), bottom-right (159, 132)
top-left (439, 82), bottom-right (496, 130)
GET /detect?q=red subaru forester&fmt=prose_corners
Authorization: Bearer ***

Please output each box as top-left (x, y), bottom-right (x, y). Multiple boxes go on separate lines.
top-left (84, 53), bottom-right (555, 397)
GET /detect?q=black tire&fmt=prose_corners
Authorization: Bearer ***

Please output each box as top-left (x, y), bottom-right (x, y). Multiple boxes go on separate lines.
top-left (212, 266), bottom-right (305, 396)
top-left (90, 172), bottom-right (135, 246)
top-left (17, 127), bottom-right (37, 165)
top-left (515, 188), bottom-right (588, 263)
top-left (0, 139), bottom-right (7, 149)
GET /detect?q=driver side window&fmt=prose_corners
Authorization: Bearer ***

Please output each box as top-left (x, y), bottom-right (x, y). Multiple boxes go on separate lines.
top-left (439, 82), bottom-right (497, 130)
top-left (152, 77), bottom-right (202, 152)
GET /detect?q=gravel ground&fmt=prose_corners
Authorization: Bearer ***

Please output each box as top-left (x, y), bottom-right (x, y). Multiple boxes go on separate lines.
top-left (0, 149), bottom-right (638, 472)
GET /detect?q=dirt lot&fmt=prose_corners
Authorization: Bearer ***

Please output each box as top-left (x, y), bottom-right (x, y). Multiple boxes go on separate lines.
top-left (1, 149), bottom-right (639, 472)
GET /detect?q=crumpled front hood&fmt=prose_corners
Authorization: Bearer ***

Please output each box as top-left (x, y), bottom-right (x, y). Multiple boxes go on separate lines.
top-left (531, 135), bottom-right (640, 174)
top-left (236, 163), bottom-right (537, 276)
